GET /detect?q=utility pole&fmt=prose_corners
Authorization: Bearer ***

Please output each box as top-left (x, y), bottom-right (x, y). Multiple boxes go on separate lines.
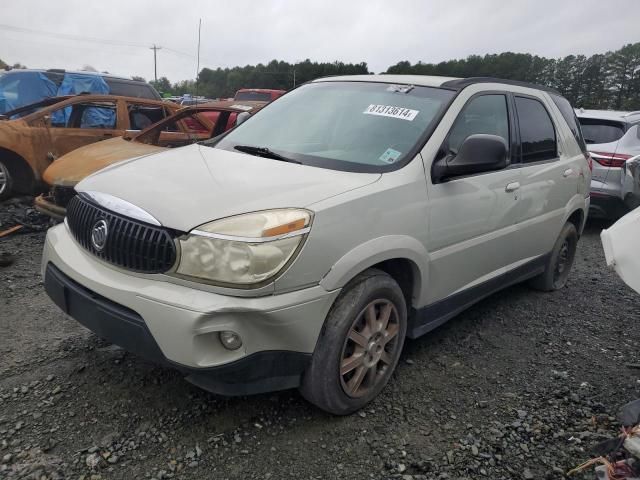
top-left (150, 44), bottom-right (162, 83)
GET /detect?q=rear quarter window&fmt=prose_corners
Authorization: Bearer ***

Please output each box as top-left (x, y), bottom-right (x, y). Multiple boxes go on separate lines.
top-left (551, 94), bottom-right (587, 153)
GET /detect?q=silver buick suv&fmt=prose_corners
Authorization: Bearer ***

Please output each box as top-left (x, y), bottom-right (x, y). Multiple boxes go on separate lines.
top-left (42, 75), bottom-right (590, 414)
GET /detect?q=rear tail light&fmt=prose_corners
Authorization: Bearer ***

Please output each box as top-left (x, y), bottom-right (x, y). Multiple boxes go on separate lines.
top-left (590, 151), bottom-right (632, 168)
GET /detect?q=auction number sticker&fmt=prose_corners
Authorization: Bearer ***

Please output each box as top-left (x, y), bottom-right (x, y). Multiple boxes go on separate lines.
top-left (363, 104), bottom-right (419, 121)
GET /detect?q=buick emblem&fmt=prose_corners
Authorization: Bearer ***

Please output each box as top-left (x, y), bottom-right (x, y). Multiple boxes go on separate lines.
top-left (91, 219), bottom-right (109, 252)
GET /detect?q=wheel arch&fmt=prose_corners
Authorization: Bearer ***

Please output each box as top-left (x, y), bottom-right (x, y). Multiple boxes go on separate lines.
top-left (0, 147), bottom-right (35, 194)
top-left (319, 235), bottom-right (428, 307)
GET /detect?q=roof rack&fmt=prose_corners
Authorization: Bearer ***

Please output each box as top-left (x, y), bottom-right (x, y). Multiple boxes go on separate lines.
top-left (441, 77), bottom-right (561, 95)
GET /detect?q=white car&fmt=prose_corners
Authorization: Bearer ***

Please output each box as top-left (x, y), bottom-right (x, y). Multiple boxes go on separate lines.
top-left (42, 75), bottom-right (591, 414)
top-left (602, 206), bottom-right (640, 294)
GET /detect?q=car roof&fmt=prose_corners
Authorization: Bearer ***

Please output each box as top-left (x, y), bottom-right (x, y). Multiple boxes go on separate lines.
top-left (576, 108), bottom-right (640, 123)
top-left (177, 99), bottom-right (268, 113)
top-left (312, 74), bottom-right (560, 94)
top-left (2, 68), bottom-right (139, 82)
top-left (313, 74), bottom-right (460, 88)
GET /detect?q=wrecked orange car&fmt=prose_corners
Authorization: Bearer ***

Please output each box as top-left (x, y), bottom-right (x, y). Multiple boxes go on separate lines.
top-left (0, 95), bottom-right (180, 200)
top-left (35, 100), bottom-right (267, 219)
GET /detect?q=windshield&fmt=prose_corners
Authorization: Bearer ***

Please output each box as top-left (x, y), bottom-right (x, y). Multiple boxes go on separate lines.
top-left (211, 81), bottom-right (454, 172)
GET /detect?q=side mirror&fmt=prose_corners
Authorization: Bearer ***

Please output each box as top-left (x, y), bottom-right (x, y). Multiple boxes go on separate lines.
top-left (433, 134), bottom-right (508, 183)
top-left (235, 111), bottom-right (250, 126)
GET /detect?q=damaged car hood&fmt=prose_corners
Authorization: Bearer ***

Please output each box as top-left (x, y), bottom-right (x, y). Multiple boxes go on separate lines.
top-left (76, 144), bottom-right (381, 231)
top-left (43, 137), bottom-right (166, 187)
top-left (601, 206), bottom-right (640, 295)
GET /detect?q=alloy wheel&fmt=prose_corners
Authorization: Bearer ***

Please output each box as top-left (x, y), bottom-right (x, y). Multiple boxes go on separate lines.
top-left (339, 299), bottom-right (401, 398)
top-left (0, 162), bottom-right (8, 196)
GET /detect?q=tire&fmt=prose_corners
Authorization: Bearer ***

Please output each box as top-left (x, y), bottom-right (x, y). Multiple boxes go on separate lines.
top-left (300, 268), bottom-right (407, 415)
top-left (0, 159), bottom-right (14, 201)
top-left (529, 222), bottom-right (578, 291)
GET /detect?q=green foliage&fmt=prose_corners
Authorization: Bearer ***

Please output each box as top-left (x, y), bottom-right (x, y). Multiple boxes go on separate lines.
top-left (0, 58), bottom-right (7, 69)
top-left (386, 43), bottom-right (640, 109)
top-left (162, 60), bottom-right (369, 99)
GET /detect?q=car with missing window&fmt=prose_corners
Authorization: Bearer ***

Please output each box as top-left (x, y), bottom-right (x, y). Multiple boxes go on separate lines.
top-left (576, 109), bottom-right (640, 218)
top-left (0, 94), bottom-right (179, 200)
top-left (34, 100), bottom-right (267, 220)
top-left (42, 75), bottom-right (590, 414)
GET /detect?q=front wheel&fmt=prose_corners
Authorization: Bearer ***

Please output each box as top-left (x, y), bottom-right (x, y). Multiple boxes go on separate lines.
top-left (300, 269), bottom-right (407, 415)
top-left (529, 222), bottom-right (578, 291)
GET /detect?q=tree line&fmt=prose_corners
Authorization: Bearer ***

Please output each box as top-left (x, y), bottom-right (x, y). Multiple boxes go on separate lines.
top-left (386, 42), bottom-right (640, 110)
top-left (4, 41), bottom-right (640, 110)
top-left (149, 42), bottom-right (640, 110)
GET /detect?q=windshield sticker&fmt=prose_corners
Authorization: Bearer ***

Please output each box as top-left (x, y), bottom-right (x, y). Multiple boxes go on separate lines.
top-left (230, 104), bottom-right (253, 111)
top-left (386, 84), bottom-right (414, 94)
top-left (363, 104), bottom-right (419, 121)
top-left (379, 148), bottom-right (402, 164)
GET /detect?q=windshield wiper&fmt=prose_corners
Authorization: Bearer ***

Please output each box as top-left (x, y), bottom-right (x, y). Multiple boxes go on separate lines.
top-left (234, 145), bottom-right (301, 164)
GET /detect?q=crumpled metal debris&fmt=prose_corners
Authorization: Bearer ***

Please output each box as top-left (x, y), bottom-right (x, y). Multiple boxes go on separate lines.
top-left (570, 400), bottom-right (640, 479)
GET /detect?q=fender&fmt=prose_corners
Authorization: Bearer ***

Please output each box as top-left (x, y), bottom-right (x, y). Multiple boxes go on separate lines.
top-left (563, 192), bottom-right (588, 235)
top-left (319, 235), bottom-right (429, 307)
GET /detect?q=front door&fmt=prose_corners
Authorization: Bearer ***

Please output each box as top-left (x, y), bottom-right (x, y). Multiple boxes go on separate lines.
top-left (426, 93), bottom-right (522, 303)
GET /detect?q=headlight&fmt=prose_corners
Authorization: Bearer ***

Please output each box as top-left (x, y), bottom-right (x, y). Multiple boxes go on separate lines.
top-left (174, 209), bottom-right (312, 286)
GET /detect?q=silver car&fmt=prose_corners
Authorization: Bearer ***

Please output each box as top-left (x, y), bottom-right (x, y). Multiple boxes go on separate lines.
top-left (577, 109), bottom-right (640, 218)
top-left (42, 75), bottom-right (590, 414)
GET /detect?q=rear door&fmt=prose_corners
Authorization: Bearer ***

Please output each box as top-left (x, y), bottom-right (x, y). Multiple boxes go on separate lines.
top-left (513, 93), bottom-right (581, 259)
top-left (426, 92), bottom-right (522, 302)
top-left (44, 98), bottom-right (120, 159)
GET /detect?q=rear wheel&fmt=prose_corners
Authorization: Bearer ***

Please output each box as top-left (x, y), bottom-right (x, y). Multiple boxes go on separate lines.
top-left (529, 222), bottom-right (578, 291)
top-left (0, 159), bottom-right (13, 201)
top-left (300, 269), bottom-right (407, 415)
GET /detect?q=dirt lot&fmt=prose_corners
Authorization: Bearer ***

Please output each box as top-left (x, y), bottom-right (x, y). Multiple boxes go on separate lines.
top-left (1, 199), bottom-right (639, 480)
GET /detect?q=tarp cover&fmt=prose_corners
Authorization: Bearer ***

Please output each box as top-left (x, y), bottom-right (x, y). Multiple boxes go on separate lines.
top-left (0, 71), bottom-right (57, 114)
top-left (52, 73), bottom-right (114, 127)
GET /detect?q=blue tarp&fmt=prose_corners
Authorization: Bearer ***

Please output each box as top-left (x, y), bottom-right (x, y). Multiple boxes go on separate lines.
top-left (52, 73), bottom-right (114, 127)
top-left (0, 71), bottom-right (57, 114)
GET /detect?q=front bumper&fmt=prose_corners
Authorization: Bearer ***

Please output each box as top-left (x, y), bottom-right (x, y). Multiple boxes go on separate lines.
top-left (42, 224), bottom-right (340, 395)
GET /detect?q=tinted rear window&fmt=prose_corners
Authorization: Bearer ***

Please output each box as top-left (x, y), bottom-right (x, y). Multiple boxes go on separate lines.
top-left (578, 119), bottom-right (626, 145)
top-left (551, 94), bottom-right (587, 152)
top-left (107, 80), bottom-right (159, 99)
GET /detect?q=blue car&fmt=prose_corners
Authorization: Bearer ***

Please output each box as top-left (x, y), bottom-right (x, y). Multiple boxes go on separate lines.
top-left (0, 69), bottom-right (160, 115)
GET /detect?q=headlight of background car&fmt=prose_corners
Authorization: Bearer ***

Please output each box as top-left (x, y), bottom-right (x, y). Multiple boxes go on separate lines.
top-left (174, 209), bottom-right (312, 286)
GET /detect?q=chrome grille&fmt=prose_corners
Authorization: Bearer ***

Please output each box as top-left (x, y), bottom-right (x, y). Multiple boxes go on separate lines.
top-left (66, 195), bottom-right (177, 273)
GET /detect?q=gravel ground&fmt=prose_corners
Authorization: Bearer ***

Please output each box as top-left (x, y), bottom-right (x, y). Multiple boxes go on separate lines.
top-left (1, 198), bottom-right (640, 480)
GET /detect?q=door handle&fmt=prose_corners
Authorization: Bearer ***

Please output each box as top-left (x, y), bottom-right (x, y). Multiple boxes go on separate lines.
top-left (505, 182), bottom-right (520, 192)
top-left (563, 168), bottom-right (573, 178)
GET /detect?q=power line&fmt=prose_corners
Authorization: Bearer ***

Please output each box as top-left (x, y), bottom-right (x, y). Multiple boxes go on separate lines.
top-left (0, 23), bottom-right (147, 49)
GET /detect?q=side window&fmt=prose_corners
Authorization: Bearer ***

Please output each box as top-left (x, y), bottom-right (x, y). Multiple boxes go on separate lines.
top-left (447, 94), bottom-right (509, 154)
top-left (515, 96), bottom-right (557, 163)
top-left (50, 101), bottom-right (117, 129)
top-left (128, 103), bottom-right (166, 131)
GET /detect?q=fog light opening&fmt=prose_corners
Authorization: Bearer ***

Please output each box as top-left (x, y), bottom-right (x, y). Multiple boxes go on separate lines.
top-left (219, 331), bottom-right (243, 350)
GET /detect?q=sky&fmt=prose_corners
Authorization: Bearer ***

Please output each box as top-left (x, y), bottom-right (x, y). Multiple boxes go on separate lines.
top-left (1, 0), bottom-right (639, 83)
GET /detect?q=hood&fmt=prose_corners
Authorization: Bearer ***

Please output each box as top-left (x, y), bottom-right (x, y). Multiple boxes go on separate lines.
top-left (77, 144), bottom-right (381, 231)
top-left (43, 137), bottom-right (166, 187)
